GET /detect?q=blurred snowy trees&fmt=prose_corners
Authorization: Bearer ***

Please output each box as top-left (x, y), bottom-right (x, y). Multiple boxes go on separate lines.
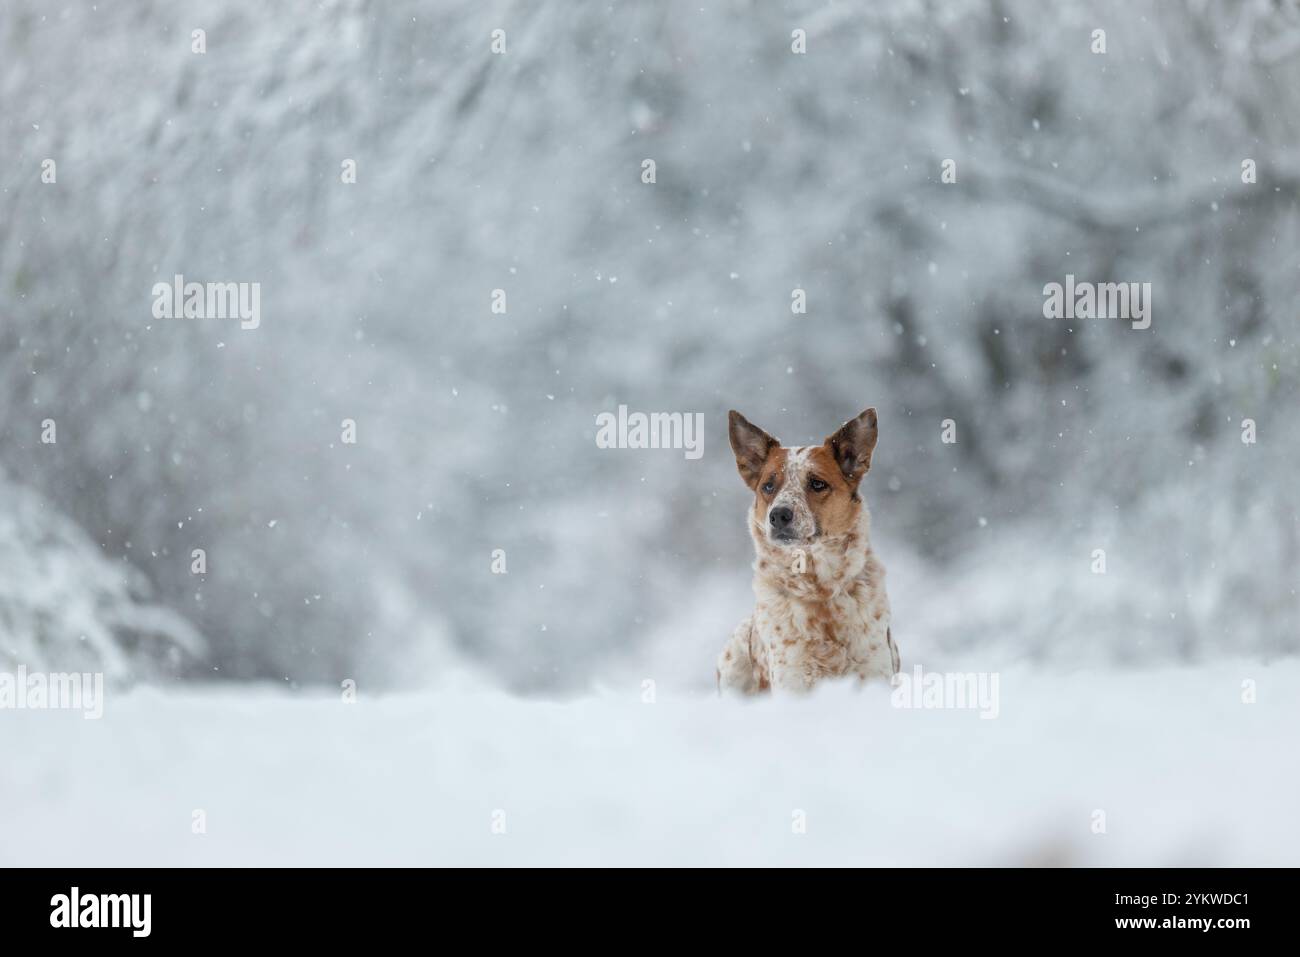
top-left (0, 472), bottom-right (204, 679)
top-left (1, 0), bottom-right (1297, 687)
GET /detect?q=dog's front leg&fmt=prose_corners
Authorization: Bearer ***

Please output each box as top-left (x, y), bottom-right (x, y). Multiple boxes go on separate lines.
top-left (717, 618), bottom-right (763, 695)
top-left (768, 659), bottom-right (817, 694)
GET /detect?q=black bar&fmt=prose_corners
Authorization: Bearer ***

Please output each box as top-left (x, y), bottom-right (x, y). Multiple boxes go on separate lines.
top-left (1, 868), bottom-right (1287, 944)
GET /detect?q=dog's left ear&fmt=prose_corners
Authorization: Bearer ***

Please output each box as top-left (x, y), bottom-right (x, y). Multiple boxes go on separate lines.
top-left (824, 408), bottom-right (878, 488)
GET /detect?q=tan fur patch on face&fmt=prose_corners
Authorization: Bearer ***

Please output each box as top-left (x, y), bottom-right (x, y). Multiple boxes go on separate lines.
top-left (802, 445), bottom-right (860, 537)
top-left (751, 447), bottom-right (789, 528)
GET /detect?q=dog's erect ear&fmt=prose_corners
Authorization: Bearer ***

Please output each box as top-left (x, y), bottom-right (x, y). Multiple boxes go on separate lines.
top-left (825, 408), bottom-right (878, 488)
top-left (728, 410), bottom-right (778, 490)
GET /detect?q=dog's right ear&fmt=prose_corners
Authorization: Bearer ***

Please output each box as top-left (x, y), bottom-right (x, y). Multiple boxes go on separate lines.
top-left (728, 410), bottom-right (778, 490)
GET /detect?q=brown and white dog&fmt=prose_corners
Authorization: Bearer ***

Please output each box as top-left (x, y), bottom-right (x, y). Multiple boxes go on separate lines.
top-left (717, 408), bottom-right (899, 694)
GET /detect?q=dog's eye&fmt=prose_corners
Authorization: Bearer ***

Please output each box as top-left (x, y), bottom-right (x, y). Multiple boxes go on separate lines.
top-left (761, 479), bottom-right (776, 495)
top-left (809, 477), bottom-right (828, 492)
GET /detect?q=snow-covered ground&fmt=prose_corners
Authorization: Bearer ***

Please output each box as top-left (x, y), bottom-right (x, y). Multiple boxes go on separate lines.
top-left (3, 660), bottom-right (1296, 866)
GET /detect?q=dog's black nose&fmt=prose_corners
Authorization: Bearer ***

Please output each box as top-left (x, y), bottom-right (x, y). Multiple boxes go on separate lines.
top-left (769, 506), bottom-right (794, 529)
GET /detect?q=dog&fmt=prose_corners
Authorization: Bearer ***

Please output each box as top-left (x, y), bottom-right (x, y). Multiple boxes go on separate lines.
top-left (717, 408), bottom-right (899, 694)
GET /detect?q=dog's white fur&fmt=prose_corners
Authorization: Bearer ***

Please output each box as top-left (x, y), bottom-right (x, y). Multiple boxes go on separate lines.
top-left (717, 420), bottom-right (899, 694)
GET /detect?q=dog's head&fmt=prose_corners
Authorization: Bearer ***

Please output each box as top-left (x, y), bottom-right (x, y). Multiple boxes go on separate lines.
top-left (727, 408), bottom-right (878, 548)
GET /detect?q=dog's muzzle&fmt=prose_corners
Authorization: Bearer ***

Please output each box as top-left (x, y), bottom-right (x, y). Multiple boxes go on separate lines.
top-left (768, 506), bottom-right (806, 544)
